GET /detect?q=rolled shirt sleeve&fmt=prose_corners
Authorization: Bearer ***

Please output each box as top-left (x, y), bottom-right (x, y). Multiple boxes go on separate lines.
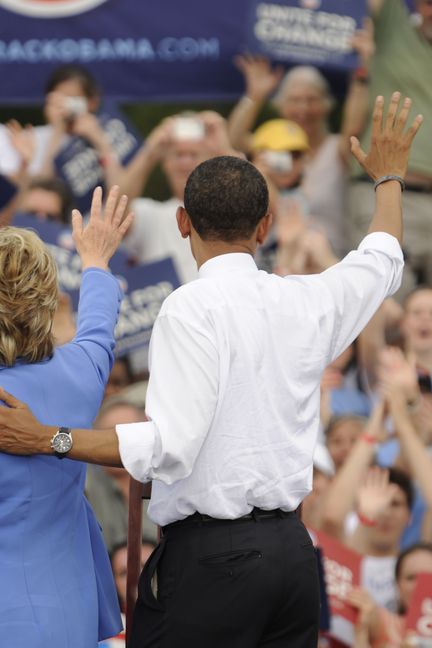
top-left (312, 232), bottom-right (404, 363)
top-left (116, 311), bottom-right (219, 485)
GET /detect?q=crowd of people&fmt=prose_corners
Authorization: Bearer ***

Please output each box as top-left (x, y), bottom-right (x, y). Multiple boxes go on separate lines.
top-left (1, 0), bottom-right (432, 646)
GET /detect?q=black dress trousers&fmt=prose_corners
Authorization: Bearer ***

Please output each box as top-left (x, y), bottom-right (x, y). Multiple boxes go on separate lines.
top-left (128, 511), bottom-right (320, 648)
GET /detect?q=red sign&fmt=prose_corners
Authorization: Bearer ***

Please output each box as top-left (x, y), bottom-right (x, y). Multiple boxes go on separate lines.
top-left (406, 573), bottom-right (432, 639)
top-left (313, 529), bottom-right (362, 646)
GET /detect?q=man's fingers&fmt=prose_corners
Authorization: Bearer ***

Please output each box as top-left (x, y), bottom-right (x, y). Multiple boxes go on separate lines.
top-left (0, 387), bottom-right (25, 410)
top-left (118, 212), bottom-right (134, 237)
top-left (103, 185), bottom-right (120, 224)
top-left (112, 194), bottom-right (128, 227)
top-left (371, 95), bottom-right (385, 141)
top-left (350, 136), bottom-right (367, 165)
top-left (394, 96), bottom-right (412, 135)
top-left (89, 186), bottom-right (103, 223)
top-left (404, 113), bottom-right (424, 146)
top-left (384, 91), bottom-right (401, 134)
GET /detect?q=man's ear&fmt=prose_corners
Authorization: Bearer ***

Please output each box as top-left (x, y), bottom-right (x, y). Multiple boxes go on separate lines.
top-left (176, 206), bottom-right (192, 239)
top-left (256, 212), bottom-right (273, 245)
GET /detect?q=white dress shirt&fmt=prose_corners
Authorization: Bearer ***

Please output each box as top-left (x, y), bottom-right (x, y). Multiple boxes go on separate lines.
top-left (116, 232), bottom-right (403, 526)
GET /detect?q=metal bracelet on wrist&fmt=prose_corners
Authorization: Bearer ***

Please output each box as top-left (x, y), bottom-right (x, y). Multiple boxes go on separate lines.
top-left (374, 175), bottom-right (405, 192)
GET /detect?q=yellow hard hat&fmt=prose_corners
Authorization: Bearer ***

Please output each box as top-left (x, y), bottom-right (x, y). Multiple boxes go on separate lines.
top-left (252, 119), bottom-right (309, 152)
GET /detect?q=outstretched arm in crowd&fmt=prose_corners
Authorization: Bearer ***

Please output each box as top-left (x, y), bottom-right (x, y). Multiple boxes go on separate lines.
top-left (112, 116), bottom-right (175, 202)
top-left (115, 111), bottom-right (241, 202)
top-left (320, 402), bottom-right (386, 540)
top-left (357, 298), bottom-right (403, 389)
top-left (227, 55), bottom-right (284, 153)
top-left (379, 346), bottom-right (432, 512)
top-left (339, 17), bottom-right (375, 165)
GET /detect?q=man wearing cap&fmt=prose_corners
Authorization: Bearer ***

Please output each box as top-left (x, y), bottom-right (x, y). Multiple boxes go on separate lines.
top-left (0, 94), bottom-right (423, 647)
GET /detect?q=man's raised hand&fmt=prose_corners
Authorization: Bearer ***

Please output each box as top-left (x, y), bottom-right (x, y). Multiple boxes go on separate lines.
top-left (350, 92), bottom-right (423, 181)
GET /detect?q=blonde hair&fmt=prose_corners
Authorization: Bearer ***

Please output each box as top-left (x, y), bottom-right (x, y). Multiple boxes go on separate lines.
top-left (0, 227), bottom-right (58, 366)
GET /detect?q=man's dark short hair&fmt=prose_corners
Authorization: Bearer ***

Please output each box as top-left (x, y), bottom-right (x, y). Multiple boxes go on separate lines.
top-left (45, 64), bottom-right (100, 99)
top-left (388, 466), bottom-right (414, 510)
top-left (184, 156), bottom-right (269, 242)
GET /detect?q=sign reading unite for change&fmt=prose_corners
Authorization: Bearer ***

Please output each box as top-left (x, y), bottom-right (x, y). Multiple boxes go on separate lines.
top-left (247, 0), bottom-right (366, 70)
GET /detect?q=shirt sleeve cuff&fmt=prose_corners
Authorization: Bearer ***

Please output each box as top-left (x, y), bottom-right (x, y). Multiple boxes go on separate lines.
top-left (357, 232), bottom-right (404, 263)
top-left (115, 421), bottom-right (156, 482)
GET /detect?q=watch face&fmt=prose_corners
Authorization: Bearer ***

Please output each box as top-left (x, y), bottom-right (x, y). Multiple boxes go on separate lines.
top-left (52, 432), bottom-right (72, 454)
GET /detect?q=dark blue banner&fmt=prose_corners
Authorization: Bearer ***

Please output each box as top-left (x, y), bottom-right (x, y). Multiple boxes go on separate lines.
top-left (12, 213), bottom-right (181, 357)
top-left (246, 1), bottom-right (366, 70)
top-left (0, 0), bottom-right (369, 105)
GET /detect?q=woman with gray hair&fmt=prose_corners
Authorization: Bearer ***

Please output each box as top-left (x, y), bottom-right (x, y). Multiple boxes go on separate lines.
top-left (0, 186), bottom-right (132, 647)
top-left (228, 55), bottom-right (370, 257)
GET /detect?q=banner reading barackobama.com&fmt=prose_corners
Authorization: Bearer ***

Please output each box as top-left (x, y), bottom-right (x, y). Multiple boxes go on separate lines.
top-left (0, 0), bottom-right (368, 104)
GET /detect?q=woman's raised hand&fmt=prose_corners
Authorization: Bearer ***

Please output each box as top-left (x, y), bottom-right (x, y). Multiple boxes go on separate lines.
top-left (72, 185), bottom-right (133, 270)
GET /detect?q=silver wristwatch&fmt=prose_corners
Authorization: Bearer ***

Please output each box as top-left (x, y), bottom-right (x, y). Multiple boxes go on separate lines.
top-left (50, 427), bottom-right (73, 458)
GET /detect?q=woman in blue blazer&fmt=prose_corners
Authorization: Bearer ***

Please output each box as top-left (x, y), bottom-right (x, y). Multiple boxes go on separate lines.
top-left (0, 186), bottom-right (133, 647)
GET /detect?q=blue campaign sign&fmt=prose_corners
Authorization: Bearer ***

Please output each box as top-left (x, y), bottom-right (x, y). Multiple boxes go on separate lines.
top-left (54, 102), bottom-right (142, 214)
top-left (12, 212), bottom-right (181, 357)
top-left (0, 0), bottom-right (369, 105)
top-left (0, 0), bottom-right (246, 104)
top-left (246, 0), bottom-right (367, 70)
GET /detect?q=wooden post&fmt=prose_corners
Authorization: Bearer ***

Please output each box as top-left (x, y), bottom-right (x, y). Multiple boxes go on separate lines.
top-left (126, 479), bottom-right (152, 644)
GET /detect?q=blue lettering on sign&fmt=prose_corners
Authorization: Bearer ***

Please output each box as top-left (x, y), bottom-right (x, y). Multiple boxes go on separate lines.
top-left (0, 37), bottom-right (220, 63)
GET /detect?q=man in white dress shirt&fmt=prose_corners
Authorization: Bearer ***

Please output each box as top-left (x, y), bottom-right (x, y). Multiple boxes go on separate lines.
top-left (0, 93), bottom-right (423, 647)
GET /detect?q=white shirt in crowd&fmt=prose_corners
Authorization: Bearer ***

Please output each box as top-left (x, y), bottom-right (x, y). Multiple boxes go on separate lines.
top-left (116, 233), bottom-right (403, 527)
top-left (123, 197), bottom-right (198, 285)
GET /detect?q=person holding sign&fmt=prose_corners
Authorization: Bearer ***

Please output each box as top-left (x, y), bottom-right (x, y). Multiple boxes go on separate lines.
top-left (348, 542), bottom-right (432, 647)
top-left (0, 186), bottom-right (133, 648)
top-left (0, 93), bottom-right (423, 647)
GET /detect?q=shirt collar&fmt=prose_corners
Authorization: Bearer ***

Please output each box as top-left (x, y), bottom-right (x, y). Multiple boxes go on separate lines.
top-left (198, 253), bottom-right (258, 279)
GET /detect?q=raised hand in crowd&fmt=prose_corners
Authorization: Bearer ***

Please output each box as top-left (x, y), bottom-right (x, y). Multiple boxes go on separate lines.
top-left (228, 54), bottom-right (284, 152)
top-left (320, 400), bottom-right (387, 540)
top-left (199, 110), bottom-right (241, 158)
top-left (377, 346), bottom-right (419, 406)
top-left (357, 298), bottom-right (404, 389)
top-left (339, 16), bottom-right (376, 166)
top-left (346, 586), bottom-right (378, 648)
top-left (72, 184), bottom-right (133, 270)
top-left (6, 119), bottom-right (35, 177)
top-left (276, 212), bottom-right (339, 276)
top-left (378, 346), bottom-right (432, 521)
top-left (350, 17), bottom-right (375, 70)
top-left (357, 467), bottom-right (399, 525)
top-left (234, 54), bottom-right (284, 104)
top-left (70, 111), bottom-right (111, 154)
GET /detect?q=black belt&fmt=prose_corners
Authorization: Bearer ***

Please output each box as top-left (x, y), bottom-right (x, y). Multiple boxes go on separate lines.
top-left (354, 174), bottom-right (432, 193)
top-left (162, 507), bottom-right (296, 534)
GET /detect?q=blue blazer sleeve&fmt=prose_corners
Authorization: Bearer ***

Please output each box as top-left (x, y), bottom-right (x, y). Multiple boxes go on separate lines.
top-left (72, 267), bottom-right (123, 386)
